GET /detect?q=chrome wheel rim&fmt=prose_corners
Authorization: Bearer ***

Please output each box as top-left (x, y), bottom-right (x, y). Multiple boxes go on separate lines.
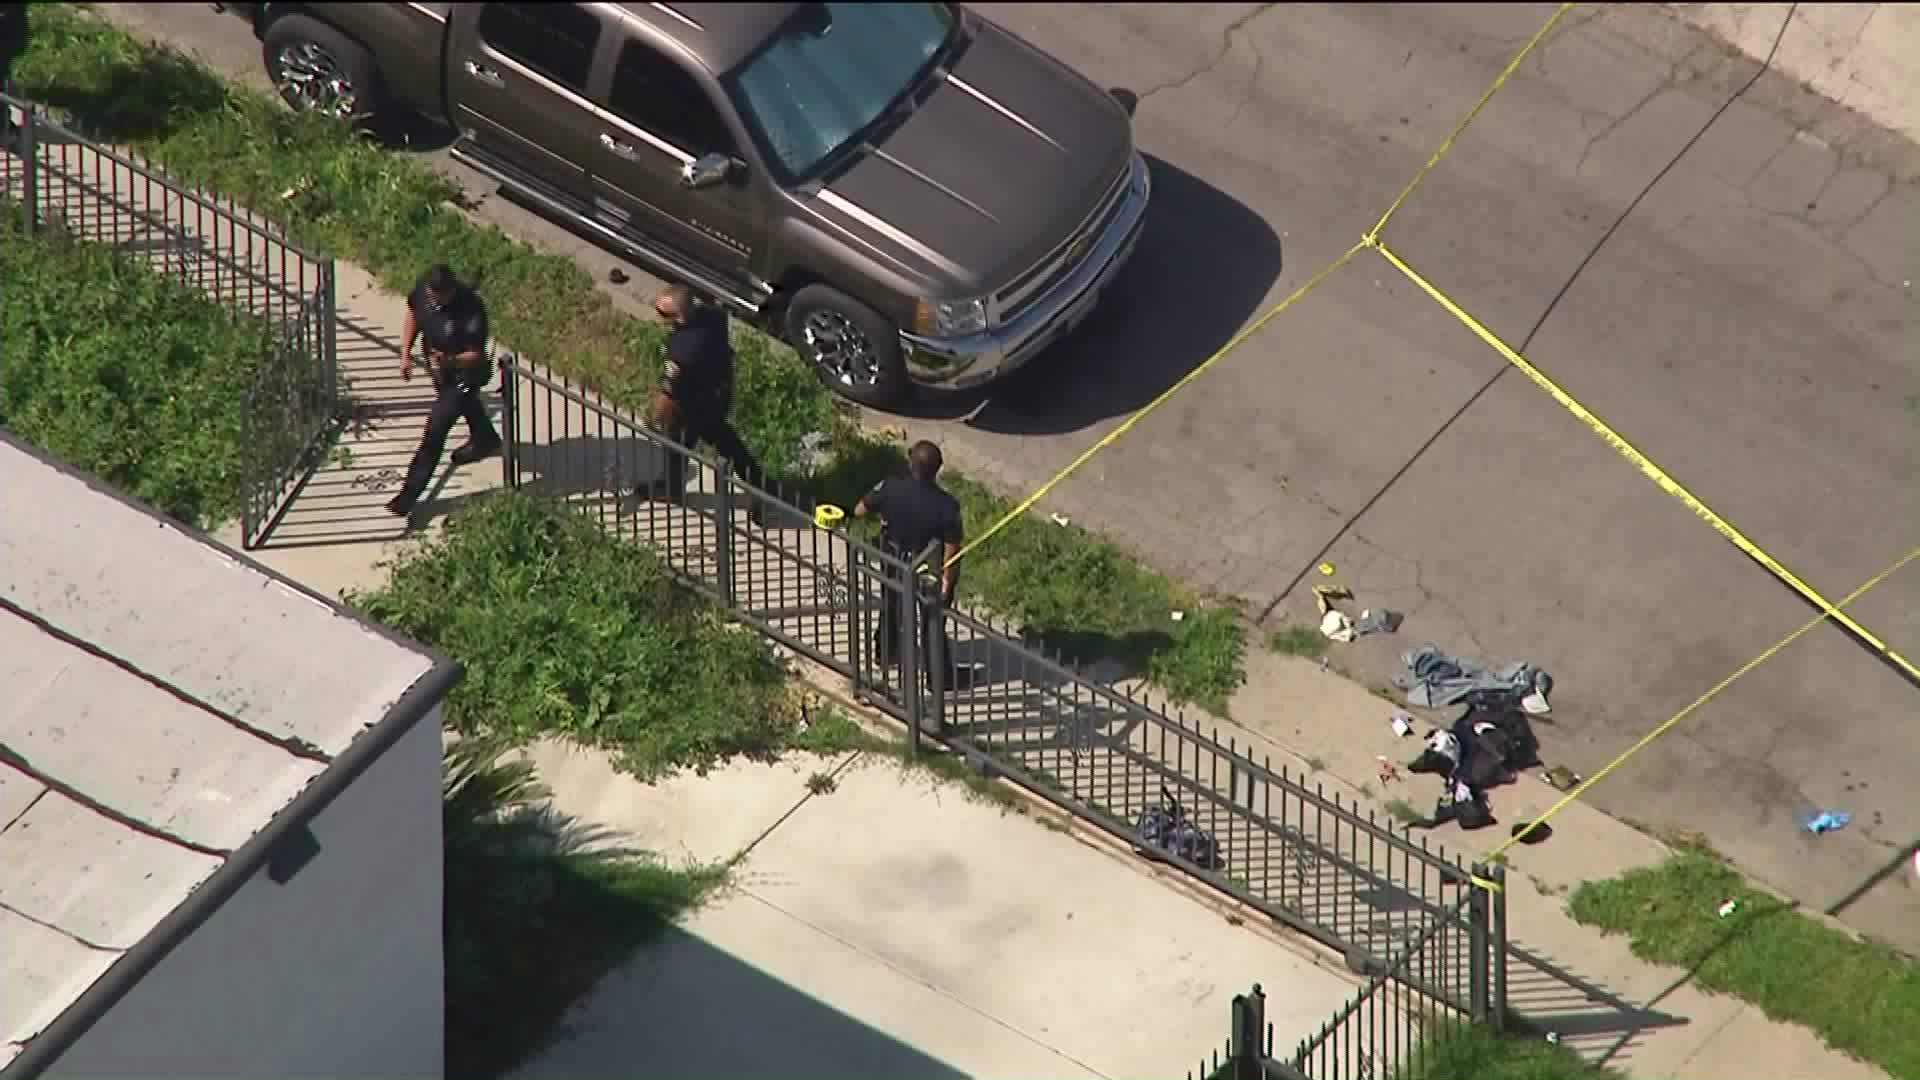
top-left (802, 310), bottom-right (879, 387)
top-left (274, 43), bottom-right (358, 119)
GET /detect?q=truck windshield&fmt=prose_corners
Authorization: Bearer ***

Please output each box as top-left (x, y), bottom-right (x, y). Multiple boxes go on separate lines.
top-left (723, 2), bottom-right (957, 186)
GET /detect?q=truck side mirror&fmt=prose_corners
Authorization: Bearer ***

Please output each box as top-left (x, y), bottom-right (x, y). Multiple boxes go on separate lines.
top-left (681, 153), bottom-right (741, 190)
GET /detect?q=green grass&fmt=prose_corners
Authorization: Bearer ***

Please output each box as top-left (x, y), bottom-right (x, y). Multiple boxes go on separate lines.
top-left (1204, 1025), bottom-right (1614, 1080)
top-left (14, 5), bottom-right (1246, 712)
top-left (1268, 624), bottom-right (1329, 658)
top-left (0, 208), bottom-right (264, 528)
top-left (1391, 1025), bottom-right (1621, 1079)
top-left (1568, 849), bottom-right (1920, 1078)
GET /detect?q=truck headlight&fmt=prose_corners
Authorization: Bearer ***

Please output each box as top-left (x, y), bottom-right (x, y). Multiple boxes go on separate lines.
top-left (913, 296), bottom-right (988, 337)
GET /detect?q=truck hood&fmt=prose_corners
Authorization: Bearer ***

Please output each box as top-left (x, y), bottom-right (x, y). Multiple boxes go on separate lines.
top-left (811, 18), bottom-right (1134, 295)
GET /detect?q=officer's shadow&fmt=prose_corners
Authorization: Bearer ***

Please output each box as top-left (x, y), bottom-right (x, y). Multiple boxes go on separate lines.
top-left (510, 434), bottom-right (713, 512)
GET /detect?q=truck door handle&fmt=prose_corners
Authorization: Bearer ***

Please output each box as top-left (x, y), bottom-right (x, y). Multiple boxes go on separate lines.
top-left (599, 133), bottom-right (639, 161)
top-left (463, 60), bottom-right (505, 89)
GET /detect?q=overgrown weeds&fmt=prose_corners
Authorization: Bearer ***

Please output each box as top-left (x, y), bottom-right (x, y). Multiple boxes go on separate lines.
top-left (0, 208), bottom-right (262, 528)
top-left (349, 492), bottom-right (794, 778)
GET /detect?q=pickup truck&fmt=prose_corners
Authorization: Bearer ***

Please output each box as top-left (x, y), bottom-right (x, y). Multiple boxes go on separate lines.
top-left (214, 1), bottom-right (1150, 408)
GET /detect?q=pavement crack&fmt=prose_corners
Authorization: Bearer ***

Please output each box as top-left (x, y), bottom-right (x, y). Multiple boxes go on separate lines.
top-left (1729, 175), bottom-right (1904, 290)
top-left (1740, 130), bottom-right (1800, 190)
top-left (739, 888), bottom-right (1116, 1079)
top-left (724, 749), bottom-right (866, 869)
top-left (1135, 2), bottom-right (1277, 108)
top-left (0, 900), bottom-right (119, 953)
top-left (1574, 78), bottom-right (1670, 179)
top-left (1347, 532), bottom-right (1490, 658)
top-left (1227, 41), bottom-right (1266, 131)
top-left (2, 788), bottom-right (47, 834)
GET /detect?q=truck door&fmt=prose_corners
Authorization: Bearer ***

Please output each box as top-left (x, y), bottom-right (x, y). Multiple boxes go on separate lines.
top-left (586, 33), bottom-right (763, 290)
top-left (445, 3), bottom-right (606, 204)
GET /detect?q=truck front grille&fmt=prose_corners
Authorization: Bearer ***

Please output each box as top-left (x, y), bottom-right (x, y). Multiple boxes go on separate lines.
top-left (994, 165), bottom-right (1130, 324)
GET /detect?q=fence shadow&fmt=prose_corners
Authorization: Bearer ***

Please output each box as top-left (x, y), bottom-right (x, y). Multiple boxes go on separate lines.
top-left (1502, 944), bottom-right (1686, 1066)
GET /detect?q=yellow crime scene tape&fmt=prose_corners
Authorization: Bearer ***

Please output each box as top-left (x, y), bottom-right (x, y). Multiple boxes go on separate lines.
top-left (1366, 239), bottom-right (1920, 684)
top-left (946, 2), bottom-right (1578, 571)
top-left (940, 240), bottom-right (1367, 569)
top-left (1465, 544), bottom-right (1920, 892)
top-left (915, 0), bottom-right (1914, 890)
top-left (1364, 2), bottom-right (1577, 244)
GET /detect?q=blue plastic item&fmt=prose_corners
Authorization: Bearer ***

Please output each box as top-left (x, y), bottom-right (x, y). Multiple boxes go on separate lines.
top-left (1805, 811), bottom-right (1852, 835)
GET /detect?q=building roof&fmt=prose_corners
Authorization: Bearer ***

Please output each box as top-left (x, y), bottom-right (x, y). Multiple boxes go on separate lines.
top-left (0, 435), bottom-right (458, 1074)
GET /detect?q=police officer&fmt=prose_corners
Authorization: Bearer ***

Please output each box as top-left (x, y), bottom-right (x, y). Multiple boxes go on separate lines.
top-left (645, 284), bottom-right (764, 523)
top-left (856, 440), bottom-right (963, 679)
top-left (385, 262), bottom-right (500, 518)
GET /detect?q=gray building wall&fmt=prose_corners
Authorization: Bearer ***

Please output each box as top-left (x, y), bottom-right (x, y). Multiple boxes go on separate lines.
top-left (42, 711), bottom-right (446, 1080)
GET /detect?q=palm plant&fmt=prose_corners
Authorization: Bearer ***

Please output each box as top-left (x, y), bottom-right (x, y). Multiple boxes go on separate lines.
top-left (443, 736), bottom-right (631, 860)
top-left (441, 738), bottom-right (716, 1078)
top-left (443, 736), bottom-right (628, 1076)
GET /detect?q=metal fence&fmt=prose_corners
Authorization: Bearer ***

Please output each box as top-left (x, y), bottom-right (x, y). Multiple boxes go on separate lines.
top-left (498, 355), bottom-right (1508, 1016)
top-left (0, 93), bottom-right (338, 547)
top-left (1190, 882), bottom-right (1506, 1080)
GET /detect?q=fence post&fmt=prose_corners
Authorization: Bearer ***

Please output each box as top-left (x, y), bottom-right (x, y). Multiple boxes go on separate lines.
top-left (848, 543), bottom-right (868, 701)
top-left (1231, 984), bottom-right (1266, 1080)
top-left (1490, 861), bottom-right (1508, 1032)
top-left (922, 577), bottom-right (946, 738)
top-left (1468, 863), bottom-right (1491, 1025)
top-left (498, 358), bottom-right (518, 490)
top-left (321, 257), bottom-right (339, 400)
top-left (20, 107), bottom-right (38, 237)
top-left (898, 549), bottom-right (921, 760)
top-left (714, 458), bottom-right (737, 608)
top-left (240, 379), bottom-right (259, 549)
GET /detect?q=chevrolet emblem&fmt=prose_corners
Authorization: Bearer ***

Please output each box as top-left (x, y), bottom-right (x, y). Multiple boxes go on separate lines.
top-left (1066, 235), bottom-right (1092, 265)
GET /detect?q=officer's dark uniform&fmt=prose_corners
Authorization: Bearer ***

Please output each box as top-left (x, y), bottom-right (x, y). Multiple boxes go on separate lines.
top-left (862, 472), bottom-right (963, 672)
top-left (653, 302), bottom-right (764, 503)
top-left (389, 271), bottom-right (499, 515)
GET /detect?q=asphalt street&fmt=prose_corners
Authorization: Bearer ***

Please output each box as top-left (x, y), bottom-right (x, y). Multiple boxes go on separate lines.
top-left (99, 3), bottom-right (1920, 949)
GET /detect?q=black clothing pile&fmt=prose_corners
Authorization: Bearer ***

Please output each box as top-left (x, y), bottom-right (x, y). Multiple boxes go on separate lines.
top-left (1407, 704), bottom-right (1540, 787)
top-left (1134, 786), bottom-right (1224, 870)
top-left (1404, 704), bottom-right (1542, 832)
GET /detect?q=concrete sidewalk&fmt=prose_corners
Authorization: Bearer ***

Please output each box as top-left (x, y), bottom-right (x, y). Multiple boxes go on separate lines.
top-left (513, 744), bottom-right (1360, 1080)
top-left (1664, 3), bottom-right (1920, 146)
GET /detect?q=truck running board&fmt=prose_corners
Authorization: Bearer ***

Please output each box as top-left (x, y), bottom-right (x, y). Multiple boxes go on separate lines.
top-left (449, 139), bottom-right (764, 318)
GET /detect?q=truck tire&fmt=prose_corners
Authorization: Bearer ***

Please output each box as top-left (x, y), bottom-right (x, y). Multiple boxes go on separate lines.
top-left (785, 284), bottom-right (910, 409)
top-left (262, 15), bottom-right (387, 123)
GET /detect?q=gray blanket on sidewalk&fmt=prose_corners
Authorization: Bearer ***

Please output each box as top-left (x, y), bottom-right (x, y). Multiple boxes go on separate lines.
top-left (1394, 644), bottom-right (1551, 711)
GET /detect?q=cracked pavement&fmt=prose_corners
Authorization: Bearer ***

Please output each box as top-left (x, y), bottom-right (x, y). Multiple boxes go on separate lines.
top-left (105, 2), bottom-right (1920, 951)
